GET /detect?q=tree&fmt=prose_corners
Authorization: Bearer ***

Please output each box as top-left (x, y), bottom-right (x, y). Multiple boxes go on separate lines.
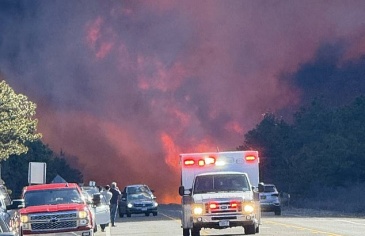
top-left (0, 80), bottom-right (41, 160)
top-left (1, 140), bottom-right (83, 198)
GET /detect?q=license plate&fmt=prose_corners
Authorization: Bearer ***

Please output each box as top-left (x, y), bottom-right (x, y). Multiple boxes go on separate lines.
top-left (219, 220), bottom-right (229, 227)
top-left (142, 207), bottom-right (147, 211)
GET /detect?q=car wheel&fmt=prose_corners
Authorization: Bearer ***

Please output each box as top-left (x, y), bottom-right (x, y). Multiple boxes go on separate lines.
top-left (244, 224), bottom-right (256, 235)
top-left (275, 210), bottom-right (281, 215)
top-left (275, 206), bottom-right (282, 215)
top-left (153, 212), bottom-right (157, 216)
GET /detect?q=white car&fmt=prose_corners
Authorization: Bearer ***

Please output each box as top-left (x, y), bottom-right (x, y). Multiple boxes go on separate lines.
top-left (259, 183), bottom-right (281, 215)
top-left (81, 186), bottom-right (110, 232)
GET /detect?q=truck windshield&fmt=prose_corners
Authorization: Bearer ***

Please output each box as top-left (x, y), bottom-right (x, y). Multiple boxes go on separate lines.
top-left (24, 188), bottom-right (84, 206)
top-left (193, 174), bottom-right (250, 194)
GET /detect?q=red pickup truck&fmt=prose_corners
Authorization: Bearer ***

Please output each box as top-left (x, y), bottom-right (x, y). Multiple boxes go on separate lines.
top-left (10, 183), bottom-right (95, 236)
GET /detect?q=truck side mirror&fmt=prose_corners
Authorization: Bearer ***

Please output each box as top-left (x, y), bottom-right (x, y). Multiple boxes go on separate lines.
top-left (178, 186), bottom-right (184, 196)
top-left (258, 183), bottom-right (264, 193)
top-left (7, 199), bottom-right (25, 210)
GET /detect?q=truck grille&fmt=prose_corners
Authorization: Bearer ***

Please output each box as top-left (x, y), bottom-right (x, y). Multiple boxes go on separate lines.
top-left (32, 221), bottom-right (77, 230)
top-left (205, 201), bottom-right (242, 214)
top-left (134, 203), bottom-right (153, 207)
top-left (29, 211), bottom-right (78, 231)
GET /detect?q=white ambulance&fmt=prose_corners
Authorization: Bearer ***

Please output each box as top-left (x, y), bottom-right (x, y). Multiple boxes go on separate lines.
top-left (178, 151), bottom-right (261, 236)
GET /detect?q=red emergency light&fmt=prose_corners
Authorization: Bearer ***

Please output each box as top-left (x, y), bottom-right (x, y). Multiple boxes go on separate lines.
top-left (184, 159), bottom-right (195, 166)
top-left (205, 156), bottom-right (216, 164)
top-left (183, 156), bottom-right (216, 167)
top-left (245, 155), bottom-right (256, 162)
top-left (209, 203), bottom-right (218, 209)
top-left (230, 201), bottom-right (239, 208)
top-left (198, 160), bottom-right (205, 166)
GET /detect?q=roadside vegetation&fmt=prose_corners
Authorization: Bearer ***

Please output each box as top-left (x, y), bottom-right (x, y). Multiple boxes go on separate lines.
top-left (239, 96), bottom-right (365, 214)
top-left (0, 80), bottom-right (82, 198)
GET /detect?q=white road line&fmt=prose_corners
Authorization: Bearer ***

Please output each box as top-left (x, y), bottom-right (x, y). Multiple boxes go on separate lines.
top-left (335, 219), bottom-right (365, 226)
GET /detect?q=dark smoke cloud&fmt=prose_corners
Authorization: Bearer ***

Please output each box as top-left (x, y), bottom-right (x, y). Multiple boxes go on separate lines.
top-left (1, 0), bottom-right (365, 202)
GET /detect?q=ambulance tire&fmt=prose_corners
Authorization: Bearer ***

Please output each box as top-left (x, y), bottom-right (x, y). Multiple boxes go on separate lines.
top-left (191, 227), bottom-right (200, 236)
top-left (183, 228), bottom-right (190, 236)
top-left (244, 224), bottom-right (256, 235)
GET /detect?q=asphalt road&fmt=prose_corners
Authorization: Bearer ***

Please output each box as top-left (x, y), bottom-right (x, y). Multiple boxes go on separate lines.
top-left (95, 205), bottom-right (365, 236)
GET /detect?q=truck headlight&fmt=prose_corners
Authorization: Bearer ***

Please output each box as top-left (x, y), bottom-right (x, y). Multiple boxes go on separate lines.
top-left (192, 204), bottom-right (204, 215)
top-left (78, 210), bottom-right (88, 218)
top-left (243, 204), bottom-right (254, 214)
top-left (153, 202), bottom-right (158, 207)
top-left (20, 215), bottom-right (29, 223)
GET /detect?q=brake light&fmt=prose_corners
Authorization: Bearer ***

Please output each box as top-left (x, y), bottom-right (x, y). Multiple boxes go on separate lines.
top-left (184, 159), bottom-right (195, 166)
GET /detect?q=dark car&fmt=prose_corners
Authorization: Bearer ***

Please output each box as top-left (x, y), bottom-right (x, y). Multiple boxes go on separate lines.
top-left (123, 184), bottom-right (156, 199)
top-left (259, 183), bottom-right (281, 215)
top-left (118, 191), bottom-right (158, 217)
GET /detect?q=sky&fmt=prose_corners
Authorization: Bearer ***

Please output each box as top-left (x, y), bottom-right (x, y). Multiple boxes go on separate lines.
top-left (1, 0), bottom-right (365, 203)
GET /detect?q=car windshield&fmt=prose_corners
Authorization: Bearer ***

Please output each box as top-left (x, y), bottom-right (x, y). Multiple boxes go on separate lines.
top-left (128, 192), bottom-right (152, 201)
top-left (127, 186), bottom-right (151, 194)
top-left (24, 188), bottom-right (84, 206)
top-left (193, 174), bottom-right (250, 194)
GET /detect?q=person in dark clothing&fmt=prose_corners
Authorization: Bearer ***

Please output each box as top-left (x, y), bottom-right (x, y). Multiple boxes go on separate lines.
top-left (109, 182), bottom-right (121, 227)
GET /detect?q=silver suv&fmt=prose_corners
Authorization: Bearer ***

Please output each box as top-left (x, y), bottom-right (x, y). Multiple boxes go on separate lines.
top-left (259, 183), bottom-right (281, 215)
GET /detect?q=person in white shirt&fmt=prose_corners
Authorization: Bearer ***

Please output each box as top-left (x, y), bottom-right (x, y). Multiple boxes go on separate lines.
top-left (100, 185), bottom-right (113, 231)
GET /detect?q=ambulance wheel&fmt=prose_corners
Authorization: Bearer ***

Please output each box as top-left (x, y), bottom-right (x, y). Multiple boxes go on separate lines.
top-left (244, 224), bottom-right (256, 234)
top-left (183, 228), bottom-right (190, 236)
top-left (191, 227), bottom-right (200, 236)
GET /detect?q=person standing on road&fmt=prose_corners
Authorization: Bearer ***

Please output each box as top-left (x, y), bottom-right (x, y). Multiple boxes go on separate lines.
top-left (102, 185), bottom-right (113, 204)
top-left (100, 185), bottom-right (113, 232)
top-left (110, 182), bottom-right (121, 227)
